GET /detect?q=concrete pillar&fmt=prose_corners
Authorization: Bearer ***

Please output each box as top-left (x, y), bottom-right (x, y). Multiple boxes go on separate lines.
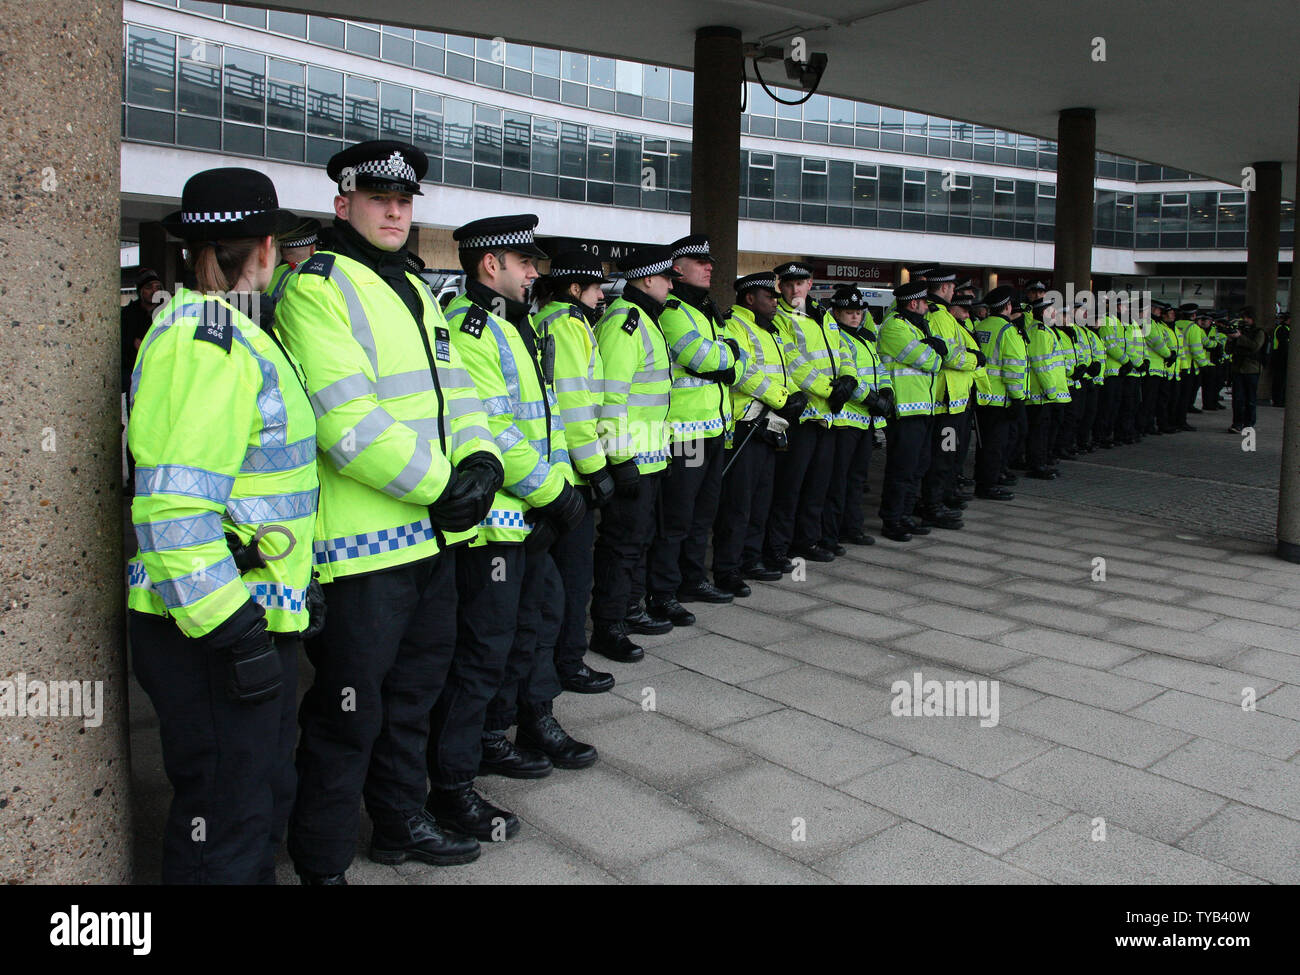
top-left (690, 26), bottom-right (742, 306)
top-left (895, 263), bottom-right (909, 286)
top-left (1245, 162), bottom-right (1282, 327)
top-left (982, 268), bottom-right (997, 295)
top-left (0, 2), bottom-right (132, 882)
top-left (1275, 88), bottom-right (1300, 561)
top-left (139, 221), bottom-right (181, 292)
top-left (1053, 108), bottom-right (1097, 299)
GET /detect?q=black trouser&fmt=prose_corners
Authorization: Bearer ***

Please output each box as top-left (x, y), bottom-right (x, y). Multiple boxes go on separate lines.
top-left (921, 408), bottom-right (968, 508)
top-left (1273, 353), bottom-right (1287, 406)
top-left (879, 414), bottom-right (933, 524)
top-left (1202, 363), bottom-right (1222, 408)
top-left (487, 547), bottom-right (561, 730)
top-left (764, 420), bottom-right (834, 559)
top-left (1004, 400), bottom-right (1027, 471)
top-left (1078, 383), bottom-right (1100, 448)
top-left (1025, 403), bottom-right (1051, 470)
top-left (289, 552), bottom-right (457, 877)
top-left (648, 433), bottom-right (725, 597)
top-left (1164, 374), bottom-right (1183, 429)
top-left (592, 471), bottom-right (660, 626)
top-left (1183, 370), bottom-right (1202, 412)
top-left (549, 504), bottom-right (595, 679)
top-left (1054, 395), bottom-right (1076, 453)
top-left (712, 421), bottom-right (776, 575)
top-left (1138, 374), bottom-right (1163, 432)
top-left (132, 612), bottom-right (298, 885)
top-left (1233, 372), bottom-right (1260, 428)
top-left (974, 404), bottom-right (1009, 491)
top-left (954, 402), bottom-right (975, 477)
top-left (822, 424), bottom-right (873, 545)
top-left (1117, 375), bottom-right (1141, 439)
top-left (1094, 376), bottom-right (1121, 443)
top-left (426, 544), bottom-right (522, 790)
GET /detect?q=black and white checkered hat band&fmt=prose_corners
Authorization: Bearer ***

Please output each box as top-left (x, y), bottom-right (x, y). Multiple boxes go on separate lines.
top-left (778, 264), bottom-right (811, 277)
top-left (624, 258), bottom-right (673, 278)
top-left (928, 272), bottom-right (956, 282)
top-left (458, 230), bottom-right (536, 250)
top-left (344, 153), bottom-right (417, 185)
top-left (738, 277), bottom-right (777, 292)
top-left (832, 296), bottom-right (864, 307)
top-left (673, 243), bottom-right (710, 258)
top-left (281, 233), bottom-right (317, 248)
top-left (550, 267), bottom-right (604, 279)
top-left (181, 208), bottom-right (267, 224)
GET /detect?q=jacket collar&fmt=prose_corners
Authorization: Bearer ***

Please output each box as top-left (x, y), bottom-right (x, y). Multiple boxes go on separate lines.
top-left (466, 277), bottom-right (531, 328)
top-left (622, 283), bottom-right (665, 321)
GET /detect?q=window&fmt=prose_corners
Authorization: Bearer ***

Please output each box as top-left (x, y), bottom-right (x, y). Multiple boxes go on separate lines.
top-left (748, 152), bottom-right (774, 200)
top-left (306, 66), bottom-right (342, 138)
top-left (266, 58), bottom-right (303, 131)
top-left (178, 40), bottom-right (222, 118)
top-left (344, 76), bottom-right (378, 142)
top-left (503, 111), bottom-right (530, 170)
top-left (560, 122), bottom-right (586, 179)
top-left (379, 83), bottom-right (411, 142)
top-left (412, 92), bottom-right (442, 158)
top-left (587, 127), bottom-right (614, 182)
top-left (308, 17), bottom-right (345, 50)
top-left (223, 48), bottom-right (264, 126)
top-left (346, 23), bottom-right (380, 58)
top-left (442, 97), bottom-right (472, 161)
top-left (127, 27), bottom-right (175, 111)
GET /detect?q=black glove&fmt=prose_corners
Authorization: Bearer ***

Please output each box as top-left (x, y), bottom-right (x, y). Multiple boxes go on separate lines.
top-left (523, 510), bottom-right (559, 552)
top-left (1163, 354), bottom-right (1176, 367)
top-left (691, 365), bottom-right (737, 384)
top-left (973, 349), bottom-right (988, 368)
top-left (302, 575), bottom-right (327, 642)
top-left (1137, 360), bottom-right (1150, 375)
top-left (1118, 361), bottom-right (1133, 376)
top-left (722, 337), bottom-right (742, 360)
top-left (585, 463), bottom-right (615, 509)
top-left (534, 482), bottom-right (587, 534)
top-left (775, 390), bottom-right (808, 423)
top-left (923, 336), bottom-right (948, 358)
top-left (1071, 365), bottom-right (1085, 381)
top-left (1087, 361), bottom-right (1102, 377)
top-left (609, 458), bottom-right (640, 499)
top-left (205, 601), bottom-right (280, 704)
top-left (864, 388), bottom-right (890, 418)
top-left (877, 386), bottom-right (897, 419)
top-left (429, 452), bottom-right (504, 533)
top-left (826, 375), bottom-right (859, 414)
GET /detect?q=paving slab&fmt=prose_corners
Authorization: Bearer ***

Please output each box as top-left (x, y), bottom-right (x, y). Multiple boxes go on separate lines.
top-left (627, 831), bottom-right (833, 885)
top-left (1228, 647), bottom-right (1300, 686)
top-left (1089, 596), bottom-right (1221, 632)
top-left (896, 601), bottom-right (1021, 639)
top-left (814, 823), bottom-right (1048, 885)
top-left (1185, 593), bottom-right (1300, 629)
top-left (813, 579), bottom-right (924, 612)
top-left (1178, 803), bottom-right (1300, 884)
top-left (1150, 737), bottom-right (1300, 820)
top-left (1111, 654), bottom-right (1281, 707)
top-left (841, 756), bottom-right (1068, 856)
top-left (997, 627), bottom-right (1141, 669)
top-left (397, 824), bottom-right (618, 885)
top-left (760, 632), bottom-right (914, 681)
top-left (908, 579), bottom-right (1017, 610)
top-left (591, 712), bottom-right (753, 792)
top-left (1002, 814), bottom-right (1257, 884)
top-left (796, 604), bottom-right (924, 643)
top-left (1002, 578), bottom-right (1106, 606)
top-left (998, 746), bottom-right (1228, 845)
top-left (1129, 690), bottom-right (1300, 761)
top-left (648, 632), bottom-right (800, 685)
top-left (856, 712), bottom-right (1053, 778)
top-left (608, 667), bottom-right (783, 731)
top-left (998, 657), bottom-right (1165, 711)
top-left (870, 663), bottom-right (1044, 714)
top-left (1200, 617), bottom-right (1300, 656)
top-left (741, 664), bottom-right (894, 727)
top-left (889, 628), bottom-right (1030, 673)
top-left (713, 708), bottom-right (910, 786)
top-left (1002, 697), bottom-right (1193, 768)
top-left (1105, 623), bottom-right (1246, 665)
top-left (680, 762), bottom-right (897, 864)
top-left (1257, 684), bottom-right (1300, 722)
top-left (691, 601), bottom-right (817, 647)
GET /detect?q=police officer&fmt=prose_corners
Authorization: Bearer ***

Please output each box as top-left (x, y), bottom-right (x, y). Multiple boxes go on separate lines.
top-left (128, 167), bottom-right (315, 883)
top-left (532, 251), bottom-right (617, 693)
top-left (877, 280), bottom-right (944, 541)
top-left (1023, 297), bottom-right (1061, 479)
top-left (918, 267), bottom-right (976, 529)
top-left (712, 272), bottom-right (806, 594)
top-left (949, 294), bottom-right (989, 490)
top-left (277, 140), bottom-right (501, 882)
top-left (1139, 299), bottom-right (1174, 436)
top-left (426, 216), bottom-right (594, 844)
top-left (823, 285), bottom-right (892, 550)
top-left (763, 261), bottom-right (858, 566)
top-left (588, 246), bottom-right (676, 661)
top-left (646, 234), bottom-right (743, 622)
top-left (971, 286), bottom-right (1024, 500)
top-left (266, 217), bottom-right (320, 302)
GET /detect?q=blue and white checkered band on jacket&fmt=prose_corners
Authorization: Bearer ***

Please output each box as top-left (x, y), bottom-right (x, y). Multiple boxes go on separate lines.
top-left (457, 229), bottom-right (537, 250)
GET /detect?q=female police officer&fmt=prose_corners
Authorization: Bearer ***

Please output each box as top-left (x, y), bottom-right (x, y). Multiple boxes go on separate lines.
top-left (126, 168), bottom-right (317, 884)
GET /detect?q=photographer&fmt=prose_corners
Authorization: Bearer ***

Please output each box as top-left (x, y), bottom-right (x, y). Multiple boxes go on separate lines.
top-left (1228, 307), bottom-right (1266, 433)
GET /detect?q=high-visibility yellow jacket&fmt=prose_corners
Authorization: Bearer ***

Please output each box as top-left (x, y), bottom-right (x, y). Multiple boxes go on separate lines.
top-left (659, 288), bottom-right (740, 443)
top-left (974, 315), bottom-right (1028, 406)
top-left (925, 296), bottom-right (977, 414)
top-left (595, 289), bottom-right (672, 473)
top-left (775, 297), bottom-right (855, 424)
top-left (534, 300), bottom-right (606, 481)
top-left (276, 249), bottom-right (498, 582)
top-left (127, 288), bottom-right (318, 636)
top-left (835, 323), bottom-right (892, 430)
top-left (1145, 318), bottom-right (1175, 378)
top-left (878, 309), bottom-right (942, 417)
top-left (1025, 323), bottom-right (1064, 404)
top-left (446, 289), bottom-right (572, 545)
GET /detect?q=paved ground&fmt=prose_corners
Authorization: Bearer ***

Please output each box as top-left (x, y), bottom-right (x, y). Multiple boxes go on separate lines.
top-left (128, 398), bottom-right (1300, 885)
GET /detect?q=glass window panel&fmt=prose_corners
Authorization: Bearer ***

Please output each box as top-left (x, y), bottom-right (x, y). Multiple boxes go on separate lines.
top-left (225, 6), bottom-right (265, 28)
top-left (446, 52), bottom-right (474, 82)
top-left (344, 76), bottom-right (378, 142)
top-left (587, 181), bottom-right (613, 205)
top-left (1189, 191), bottom-right (1217, 231)
top-left (828, 160), bottom-right (852, 204)
top-left (415, 44), bottom-right (444, 74)
top-left (904, 111), bottom-right (927, 136)
top-left (534, 76), bottom-right (560, 101)
top-left (774, 155), bottom-right (801, 202)
top-left (223, 121), bottom-right (263, 156)
top-left (506, 43), bottom-right (532, 70)
top-left (306, 136), bottom-right (341, 166)
top-left (971, 176), bottom-right (994, 218)
top-left (533, 118), bottom-right (559, 174)
top-left (445, 35), bottom-right (473, 55)
top-left (749, 161), bottom-right (774, 200)
top-left (750, 115), bottom-right (775, 137)
top-left (266, 58), bottom-right (303, 131)
top-left (473, 165), bottom-right (501, 191)
top-left (802, 169), bottom-right (827, 203)
top-left (562, 52), bottom-right (587, 82)
top-left (505, 69), bottom-right (531, 95)
top-left (178, 41), bottom-right (222, 118)
top-left (413, 91), bottom-right (442, 157)
top-left (307, 66), bottom-right (343, 137)
top-left (534, 47), bottom-right (560, 78)
top-left (127, 27), bottom-right (175, 110)
top-left (443, 97), bottom-right (472, 161)
top-left (590, 57), bottom-right (615, 88)
top-left (747, 82), bottom-right (776, 117)
top-left (1016, 181), bottom-right (1037, 222)
top-left (855, 102), bottom-right (879, 125)
top-left (671, 69), bottom-right (693, 103)
top-left (855, 128), bottom-right (878, 149)
top-left (382, 34), bottom-right (413, 65)
top-left (777, 119), bottom-right (801, 140)
top-left (587, 128), bottom-right (614, 181)
top-left (644, 65), bottom-right (670, 100)
top-left (266, 129), bottom-right (304, 162)
top-left (442, 159), bottom-right (470, 186)
top-left (830, 125), bottom-right (853, 146)
top-left (615, 60), bottom-right (642, 94)
top-left (777, 96), bottom-right (801, 120)
top-left (501, 169), bottom-right (529, 196)
top-left (309, 16), bottom-right (345, 49)
top-left (473, 105), bottom-right (502, 165)
top-left (379, 83), bottom-right (412, 141)
top-left (503, 111), bottom-right (530, 169)
top-left (476, 60), bottom-right (503, 88)
top-left (803, 123), bottom-right (827, 143)
top-left (880, 107), bottom-right (904, 138)
top-left (223, 48), bottom-right (264, 125)
top-left (616, 92), bottom-right (641, 116)
top-left (560, 123), bottom-right (586, 179)
top-left (643, 98), bottom-right (669, 121)
top-left (177, 113), bottom-right (219, 149)
top-left (590, 87), bottom-right (616, 112)
top-left (804, 93), bottom-right (828, 122)
top-left (559, 177), bottom-right (585, 202)
top-left (268, 11), bottom-right (308, 37)
top-left (415, 30), bottom-right (443, 46)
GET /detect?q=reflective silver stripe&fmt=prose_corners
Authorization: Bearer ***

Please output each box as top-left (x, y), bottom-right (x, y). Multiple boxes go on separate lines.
top-left (384, 437), bottom-right (433, 496)
top-left (407, 416), bottom-right (442, 441)
top-left (891, 366), bottom-right (933, 377)
top-left (603, 379), bottom-right (632, 395)
top-left (149, 555), bottom-right (241, 609)
top-left (554, 377), bottom-right (591, 393)
top-left (507, 457), bottom-right (551, 495)
top-left (632, 367), bottom-right (670, 383)
top-left (497, 424), bottom-right (526, 453)
top-left (560, 403), bottom-right (598, 423)
top-left (135, 511), bottom-right (225, 553)
top-left (328, 267), bottom-right (380, 375)
top-left (672, 374), bottom-right (713, 389)
top-left (628, 392), bottom-right (671, 407)
top-left (451, 423), bottom-right (492, 454)
top-left (443, 394), bottom-right (484, 421)
top-left (241, 436), bottom-right (316, 474)
top-left (377, 369), bottom-right (436, 400)
top-left (438, 366), bottom-right (474, 389)
top-left (569, 440), bottom-right (602, 462)
top-left (537, 308), bottom-right (569, 330)
top-left (226, 488), bottom-right (317, 524)
top-left (311, 372), bottom-right (374, 415)
top-left (136, 464), bottom-right (234, 504)
top-left (329, 406), bottom-right (396, 469)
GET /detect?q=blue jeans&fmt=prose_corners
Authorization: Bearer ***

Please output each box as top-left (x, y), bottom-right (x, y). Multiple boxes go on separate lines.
top-left (1232, 372), bottom-right (1259, 429)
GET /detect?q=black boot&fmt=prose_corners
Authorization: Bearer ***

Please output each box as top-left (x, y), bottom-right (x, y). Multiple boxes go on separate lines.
top-left (624, 604), bottom-right (673, 635)
top-left (478, 729), bottom-right (553, 779)
top-left (677, 580), bottom-right (734, 604)
top-left (589, 620), bottom-right (644, 663)
top-left (517, 701), bottom-right (598, 770)
top-left (560, 663), bottom-right (615, 694)
top-left (426, 785), bottom-right (520, 842)
top-left (298, 871), bottom-right (348, 885)
top-left (369, 809), bottom-right (481, 866)
top-left (713, 572), bottom-right (752, 598)
top-left (880, 521), bottom-right (913, 542)
top-left (741, 561), bottom-right (783, 581)
top-left (646, 594), bottom-right (696, 627)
